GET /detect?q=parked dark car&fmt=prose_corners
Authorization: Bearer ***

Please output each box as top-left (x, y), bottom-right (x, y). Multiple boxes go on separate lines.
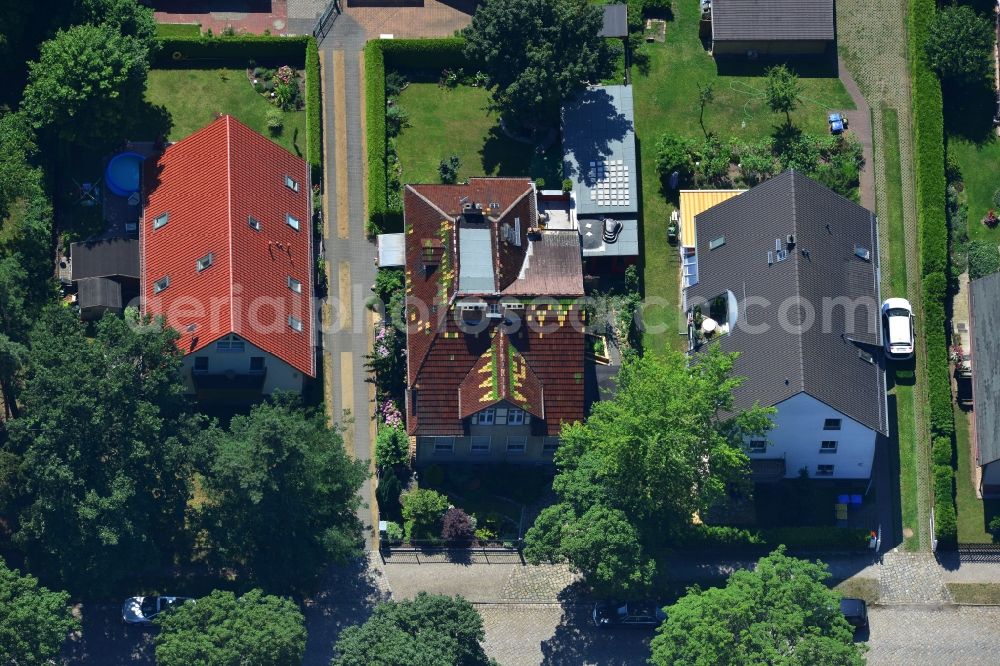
top-left (840, 597), bottom-right (868, 631)
top-left (592, 601), bottom-right (667, 628)
top-left (122, 596), bottom-right (194, 625)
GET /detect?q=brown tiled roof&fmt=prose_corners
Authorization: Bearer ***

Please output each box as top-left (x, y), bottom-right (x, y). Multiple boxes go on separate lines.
top-left (403, 179), bottom-right (585, 437)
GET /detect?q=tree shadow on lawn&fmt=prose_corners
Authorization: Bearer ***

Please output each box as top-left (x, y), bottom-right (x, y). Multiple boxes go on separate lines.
top-left (480, 126), bottom-right (563, 185)
top-left (943, 82), bottom-right (996, 145)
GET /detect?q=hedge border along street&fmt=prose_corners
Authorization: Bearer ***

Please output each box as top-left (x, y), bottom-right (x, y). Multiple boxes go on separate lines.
top-left (153, 34), bottom-right (321, 179)
top-left (364, 38), bottom-right (467, 236)
top-left (909, 0), bottom-right (957, 548)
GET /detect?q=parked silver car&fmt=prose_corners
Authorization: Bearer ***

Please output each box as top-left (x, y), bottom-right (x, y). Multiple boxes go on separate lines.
top-left (121, 596), bottom-right (194, 625)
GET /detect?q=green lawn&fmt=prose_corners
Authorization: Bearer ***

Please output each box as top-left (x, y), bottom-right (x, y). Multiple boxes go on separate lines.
top-left (155, 23), bottom-right (201, 38)
top-left (394, 83), bottom-right (561, 187)
top-left (144, 68), bottom-right (306, 156)
top-left (949, 138), bottom-right (1000, 243)
top-left (631, 0), bottom-right (854, 355)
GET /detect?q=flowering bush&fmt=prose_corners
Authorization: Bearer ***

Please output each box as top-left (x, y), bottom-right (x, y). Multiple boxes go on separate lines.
top-left (379, 399), bottom-right (403, 429)
top-left (276, 65), bottom-right (294, 84)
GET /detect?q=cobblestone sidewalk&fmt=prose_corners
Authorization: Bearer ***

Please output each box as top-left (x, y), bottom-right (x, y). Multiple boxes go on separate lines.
top-left (878, 551), bottom-right (951, 604)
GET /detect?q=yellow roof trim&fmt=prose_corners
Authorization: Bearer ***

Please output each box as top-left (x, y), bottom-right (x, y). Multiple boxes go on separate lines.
top-left (678, 189), bottom-right (745, 249)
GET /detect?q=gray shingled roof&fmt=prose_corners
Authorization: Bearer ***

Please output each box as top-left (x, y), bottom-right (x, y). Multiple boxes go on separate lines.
top-left (971, 272), bottom-right (1000, 465)
top-left (712, 0), bottom-right (834, 42)
top-left (600, 3), bottom-right (628, 38)
top-left (78, 277), bottom-right (123, 311)
top-left (687, 170), bottom-right (887, 434)
top-left (71, 238), bottom-right (139, 280)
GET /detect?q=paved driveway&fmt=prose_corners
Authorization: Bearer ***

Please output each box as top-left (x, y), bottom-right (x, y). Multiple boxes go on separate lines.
top-left (866, 605), bottom-right (1000, 665)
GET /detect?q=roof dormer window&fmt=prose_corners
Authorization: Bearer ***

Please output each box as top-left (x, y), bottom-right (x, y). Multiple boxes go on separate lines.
top-left (286, 213), bottom-right (300, 231)
top-left (288, 315), bottom-right (303, 332)
top-left (285, 175), bottom-right (300, 192)
top-left (153, 212), bottom-right (169, 230)
top-left (153, 276), bottom-right (170, 293)
top-left (248, 215), bottom-right (262, 232)
top-left (196, 253), bottom-right (214, 272)
top-left (288, 276), bottom-right (302, 293)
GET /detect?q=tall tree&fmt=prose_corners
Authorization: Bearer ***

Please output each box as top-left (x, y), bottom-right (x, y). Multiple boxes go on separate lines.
top-left (155, 589), bottom-right (306, 666)
top-left (650, 547), bottom-right (866, 666)
top-left (197, 395), bottom-right (368, 590)
top-left (524, 347), bottom-right (773, 598)
top-left (6, 306), bottom-right (201, 593)
top-left (0, 559), bottom-right (79, 666)
top-left (925, 4), bottom-right (994, 86)
top-left (0, 257), bottom-right (30, 416)
top-left (332, 593), bottom-right (494, 666)
top-left (763, 65), bottom-right (802, 125)
top-left (72, 0), bottom-right (157, 49)
top-left (21, 22), bottom-right (150, 147)
top-left (462, 0), bottom-right (613, 132)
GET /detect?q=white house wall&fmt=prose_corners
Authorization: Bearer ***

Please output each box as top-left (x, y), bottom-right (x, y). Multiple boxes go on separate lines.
top-left (179, 336), bottom-right (304, 395)
top-left (751, 392), bottom-right (876, 480)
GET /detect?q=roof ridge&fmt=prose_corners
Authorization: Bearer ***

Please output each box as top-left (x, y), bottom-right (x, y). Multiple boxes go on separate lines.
top-left (226, 115), bottom-right (235, 336)
top-left (406, 184), bottom-right (456, 222)
top-left (789, 171), bottom-right (805, 392)
top-left (492, 184), bottom-right (534, 291)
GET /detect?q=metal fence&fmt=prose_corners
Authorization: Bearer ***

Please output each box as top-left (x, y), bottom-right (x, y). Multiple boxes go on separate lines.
top-left (379, 539), bottom-right (525, 565)
top-left (313, 0), bottom-right (341, 40)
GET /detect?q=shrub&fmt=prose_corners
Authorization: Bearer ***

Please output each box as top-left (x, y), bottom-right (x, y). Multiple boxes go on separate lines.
top-left (438, 154), bottom-right (460, 184)
top-left (385, 71), bottom-right (408, 97)
top-left (932, 436), bottom-right (953, 467)
top-left (561, 178), bottom-right (573, 193)
top-left (934, 464), bottom-right (954, 501)
top-left (265, 108), bottom-right (283, 134)
top-left (441, 508), bottom-right (475, 544)
top-left (989, 515), bottom-right (1000, 538)
top-left (655, 131), bottom-right (692, 182)
top-left (421, 464), bottom-right (444, 486)
top-left (968, 239), bottom-right (1000, 279)
top-left (401, 488), bottom-right (450, 541)
top-left (924, 5), bottom-right (994, 86)
top-left (376, 426), bottom-right (410, 469)
top-left (682, 525), bottom-right (871, 551)
top-left (376, 471), bottom-right (403, 521)
top-left (385, 521), bottom-right (404, 543)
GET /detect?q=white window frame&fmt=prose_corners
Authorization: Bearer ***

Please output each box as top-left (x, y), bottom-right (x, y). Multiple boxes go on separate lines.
top-left (820, 440), bottom-right (838, 454)
top-left (216, 337), bottom-right (245, 353)
top-left (153, 275), bottom-right (170, 293)
top-left (153, 212), bottom-right (169, 229)
top-left (433, 436), bottom-right (455, 452)
top-left (823, 418), bottom-right (842, 431)
top-left (285, 175), bottom-right (300, 192)
top-left (287, 276), bottom-right (302, 294)
top-left (475, 408), bottom-right (495, 426)
top-left (196, 253), bottom-right (214, 272)
top-left (508, 408), bottom-right (525, 426)
top-left (816, 464), bottom-right (835, 476)
top-left (288, 315), bottom-right (303, 332)
top-left (542, 437), bottom-right (560, 454)
top-left (748, 439), bottom-right (767, 454)
top-left (506, 436), bottom-right (527, 453)
top-left (286, 213), bottom-right (301, 231)
top-left (470, 436), bottom-right (491, 453)
top-left (248, 215), bottom-right (262, 231)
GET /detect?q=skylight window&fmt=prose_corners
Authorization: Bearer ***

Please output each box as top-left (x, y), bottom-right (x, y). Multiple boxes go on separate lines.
top-left (287, 276), bottom-right (302, 293)
top-left (196, 253), bottom-right (214, 272)
top-left (248, 215), bottom-right (262, 232)
top-left (153, 212), bottom-right (169, 230)
top-left (286, 213), bottom-right (300, 231)
top-left (153, 276), bottom-right (170, 293)
top-left (285, 175), bottom-right (300, 192)
top-left (288, 315), bottom-right (303, 332)
top-left (709, 236), bottom-right (725, 250)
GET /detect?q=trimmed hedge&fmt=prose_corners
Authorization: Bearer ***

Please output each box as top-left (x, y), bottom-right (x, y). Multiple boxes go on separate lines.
top-left (153, 34), bottom-right (309, 68)
top-left (364, 40), bottom-right (389, 236)
top-left (932, 436), bottom-right (952, 467)
top-left (305, 36), bottom-right (322, 180)
top-left (910, 0), bottom-right (957, 548)
top-left (380, 37), bottom-right (467, 70)
top-left (684, 525), bottom-right (871, 551)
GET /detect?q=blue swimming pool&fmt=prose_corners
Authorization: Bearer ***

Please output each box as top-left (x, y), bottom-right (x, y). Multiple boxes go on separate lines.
top-left (105, 152), bottom-right (144, 197)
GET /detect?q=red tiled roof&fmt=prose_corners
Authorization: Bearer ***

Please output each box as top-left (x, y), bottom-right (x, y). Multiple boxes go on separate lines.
top-left (403, 179), bottom-right (585, 436)
top-left (141, 115), bottom-right (314, 377)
